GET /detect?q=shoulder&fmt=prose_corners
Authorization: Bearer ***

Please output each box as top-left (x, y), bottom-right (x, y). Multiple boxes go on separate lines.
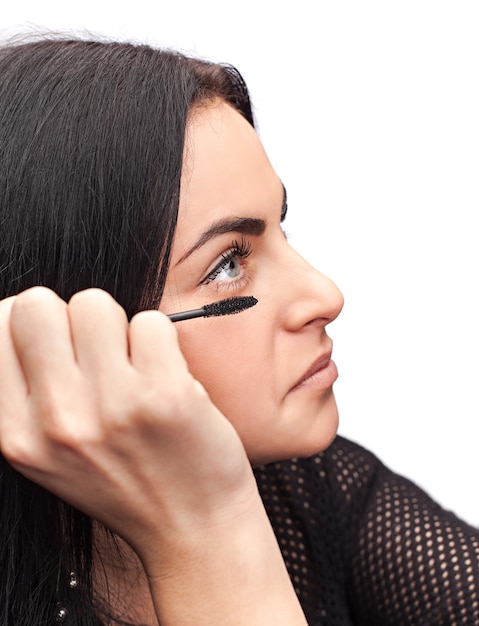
top-left (255, 434), bottom-right (455, 541)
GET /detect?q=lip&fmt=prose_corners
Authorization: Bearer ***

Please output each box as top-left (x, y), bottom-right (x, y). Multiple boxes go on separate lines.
top-left (289, 352), bottom-right (338, 393)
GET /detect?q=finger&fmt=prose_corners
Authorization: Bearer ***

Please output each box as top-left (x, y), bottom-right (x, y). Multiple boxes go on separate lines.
top-left (0, 295), bottom-right (44, 467)
top-left (68, 289), bottom-right (129, 379)
top-left (0, 295), bottom-right (28, 411)
top-left (128, 310), bottom-right (189, 375)
top-left (9, 287), bottom-right (77, 394)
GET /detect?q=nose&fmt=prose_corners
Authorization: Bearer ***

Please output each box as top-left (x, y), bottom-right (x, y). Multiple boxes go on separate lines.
top-left (280, 246), bottom-right (344, 332)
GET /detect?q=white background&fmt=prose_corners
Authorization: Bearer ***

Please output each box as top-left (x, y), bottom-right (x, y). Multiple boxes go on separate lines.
top-left (3, 2), bottom-right (479, 526)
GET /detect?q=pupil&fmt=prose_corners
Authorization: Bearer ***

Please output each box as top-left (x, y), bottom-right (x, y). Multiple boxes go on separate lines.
top-left (228, 258), bottom-right (239, 277)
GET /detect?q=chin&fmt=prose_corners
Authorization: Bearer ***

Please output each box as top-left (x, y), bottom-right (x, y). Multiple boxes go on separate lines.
top-left (287, 391), bottom-right (340, 460)
top-left (296, 415), bottom-right (339, 459)
top-left (287, 413), bottom-right (339, 461)
top-left (249, 401), bottom-right (340, 466)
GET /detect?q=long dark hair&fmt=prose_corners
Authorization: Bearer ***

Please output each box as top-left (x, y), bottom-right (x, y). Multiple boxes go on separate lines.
top-left (0, 37), bottom-right (254, 625)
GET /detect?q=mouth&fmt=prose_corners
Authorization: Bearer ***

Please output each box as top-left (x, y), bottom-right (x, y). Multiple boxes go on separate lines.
top-left (289, 352), bottom-right (338, 393)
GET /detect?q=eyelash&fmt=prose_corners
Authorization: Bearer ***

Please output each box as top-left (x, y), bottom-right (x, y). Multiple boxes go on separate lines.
top-left (201, 238), bottom-right (252, 288)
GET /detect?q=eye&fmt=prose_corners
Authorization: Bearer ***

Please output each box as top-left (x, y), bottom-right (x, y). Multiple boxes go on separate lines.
top-left (201, 238), bottom-right (252, 286)
top-left (209, 254), bottom-right (241, 281)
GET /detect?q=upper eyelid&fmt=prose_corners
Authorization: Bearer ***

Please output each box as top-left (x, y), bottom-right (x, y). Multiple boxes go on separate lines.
top-left (200, 239), bottom-right (251, 285)
top-left (205, 250), bottom-right (236, 281)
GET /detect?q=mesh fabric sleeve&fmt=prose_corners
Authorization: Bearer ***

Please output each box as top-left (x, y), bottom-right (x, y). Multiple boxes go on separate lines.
top-left (254, 435), bottom-right (479, 626)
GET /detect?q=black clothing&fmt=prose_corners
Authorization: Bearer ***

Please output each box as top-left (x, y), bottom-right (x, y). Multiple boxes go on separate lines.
top-left (255, 435), bottom-right (479, 625)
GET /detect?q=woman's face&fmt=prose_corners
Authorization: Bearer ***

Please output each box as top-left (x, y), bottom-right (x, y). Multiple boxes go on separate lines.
top-left (160, 100), bottom-right (344, 465)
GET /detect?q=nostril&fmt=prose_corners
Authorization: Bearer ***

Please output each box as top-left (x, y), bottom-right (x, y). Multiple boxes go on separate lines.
top-left (304, 316), bottom-right (331, 328)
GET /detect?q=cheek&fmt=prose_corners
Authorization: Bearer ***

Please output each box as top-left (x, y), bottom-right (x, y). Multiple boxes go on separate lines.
top-left (177, 323), bottom-right (273, 428)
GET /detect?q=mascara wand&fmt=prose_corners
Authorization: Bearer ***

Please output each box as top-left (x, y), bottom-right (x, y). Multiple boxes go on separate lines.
top-left (168, 296), bottom-right (258, 323)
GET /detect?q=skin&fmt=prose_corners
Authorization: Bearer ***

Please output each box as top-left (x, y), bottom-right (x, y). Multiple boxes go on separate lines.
top-left (0, 98), bottom-right (343, 625)
top-left (161, 99), bottom-right (344, 464)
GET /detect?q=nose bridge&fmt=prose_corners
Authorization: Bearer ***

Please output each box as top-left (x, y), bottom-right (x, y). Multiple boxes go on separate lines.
top-left (280, 244), bottom-right (344, 329)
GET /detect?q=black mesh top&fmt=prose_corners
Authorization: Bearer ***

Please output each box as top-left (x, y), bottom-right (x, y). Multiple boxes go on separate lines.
top-left (254, 435), bottom-right (479, 626)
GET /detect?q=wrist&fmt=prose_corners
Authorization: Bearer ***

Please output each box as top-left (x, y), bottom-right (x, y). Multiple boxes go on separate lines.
top-left (138, 492), bottom-right (306, 625)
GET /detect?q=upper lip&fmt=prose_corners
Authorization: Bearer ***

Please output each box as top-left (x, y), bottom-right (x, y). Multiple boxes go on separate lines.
top-left (291, 350), bottom-right (332, 390)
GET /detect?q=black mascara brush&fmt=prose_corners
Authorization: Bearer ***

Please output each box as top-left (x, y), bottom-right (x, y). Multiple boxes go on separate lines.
top-left (168, 296), bottom-right (258, 323)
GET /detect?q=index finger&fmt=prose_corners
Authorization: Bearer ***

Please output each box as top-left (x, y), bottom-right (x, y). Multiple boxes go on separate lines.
top-left (9, 287), bottom-right (78, 394)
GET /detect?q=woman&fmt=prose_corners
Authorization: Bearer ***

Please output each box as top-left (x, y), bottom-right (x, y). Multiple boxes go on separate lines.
top-left (0, 38), bottom-right (478, 625)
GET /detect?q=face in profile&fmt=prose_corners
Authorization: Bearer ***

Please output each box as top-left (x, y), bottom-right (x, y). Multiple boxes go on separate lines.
top-left (160, 100), bottom-right (344, 465)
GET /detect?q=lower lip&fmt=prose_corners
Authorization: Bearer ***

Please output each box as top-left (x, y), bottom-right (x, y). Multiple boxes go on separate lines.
top-left (290, 359), bottom-right (338, 393)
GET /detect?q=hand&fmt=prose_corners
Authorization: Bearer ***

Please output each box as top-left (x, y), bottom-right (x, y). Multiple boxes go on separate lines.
top-left (0, 287), bottom-right (256, 560)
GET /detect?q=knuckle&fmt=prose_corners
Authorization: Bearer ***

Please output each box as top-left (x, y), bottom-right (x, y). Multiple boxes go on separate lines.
top-left (142, 375), bottom-right (208, 428)
top-left (35, 400), bottom-right (74, 444)
top-left (69, 287), bottom-right (110, 306)
top-left (102, 375), bottom-right (188, 431)
top-left (1, 431), bottom-right (39, 470)
top-left (0, 296), bottom-right (16, 320)
top-left (91, 379), bottom-right (148, 434)
top-left (0, 300), bottom-right (15, 340)
top-left (32, 387), bottom-right (95, 448)
top-left (69, 288), bottom-right (127, 324)
top-left (11, 286), bottom-right (60, 314)
top-left (131, 309), bottom-right (178, 338)
top-left (69, 288), bottom-right (110, 309)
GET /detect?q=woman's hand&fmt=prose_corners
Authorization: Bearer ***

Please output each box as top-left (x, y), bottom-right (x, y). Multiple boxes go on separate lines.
top-left (0, 286), bottom-right (254, 553)
top-left (0, 287), bottom-right (307, 625)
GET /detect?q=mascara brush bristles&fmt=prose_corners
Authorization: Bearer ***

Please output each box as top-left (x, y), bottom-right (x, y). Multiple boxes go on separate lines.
top-left (203, 296), bottom-right (258, 317)
top-left (168, 296), bottom-right (258, 323)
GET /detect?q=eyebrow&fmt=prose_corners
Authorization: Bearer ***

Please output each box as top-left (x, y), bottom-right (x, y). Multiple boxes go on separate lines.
top-left (175, 217), bottom-right (265, 265)
top-left (176, 184), bottom-right (288, 266)
top-left (281, 185), bottom-right (288, 221)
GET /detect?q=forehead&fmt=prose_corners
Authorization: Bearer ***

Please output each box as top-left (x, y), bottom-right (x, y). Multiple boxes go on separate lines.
top-left (176, 100), bottom-right (282, 240)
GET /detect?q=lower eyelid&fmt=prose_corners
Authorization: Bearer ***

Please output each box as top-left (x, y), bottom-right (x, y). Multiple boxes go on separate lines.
top-left (206, 270), bottom-right (251, 293)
